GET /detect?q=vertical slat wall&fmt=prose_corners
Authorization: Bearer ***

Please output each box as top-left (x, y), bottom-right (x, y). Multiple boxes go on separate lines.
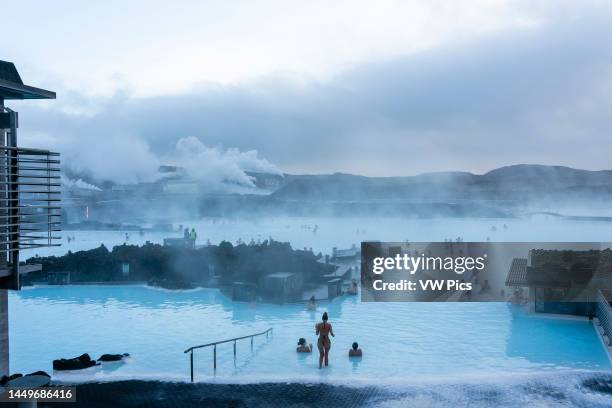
top-left (596, 290), bottom-right (612, 341)
top-left (0, 146), bottom-right (61, 255)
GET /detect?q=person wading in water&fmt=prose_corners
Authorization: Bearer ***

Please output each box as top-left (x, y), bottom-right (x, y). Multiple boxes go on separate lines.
top-left (315, 312), bottom-right (334, 368)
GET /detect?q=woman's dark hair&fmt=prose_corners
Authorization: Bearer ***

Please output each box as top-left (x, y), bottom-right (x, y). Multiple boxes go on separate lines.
top-left (322, 312), bottom-right (328, 321)
top-left (298, 338), bottom-right (306, 346)
top-left (352, 342), bottom-right (359, 350)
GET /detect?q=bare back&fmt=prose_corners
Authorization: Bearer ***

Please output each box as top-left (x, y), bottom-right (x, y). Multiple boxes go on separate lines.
top-left (316, 322), bottom-right (333, 338)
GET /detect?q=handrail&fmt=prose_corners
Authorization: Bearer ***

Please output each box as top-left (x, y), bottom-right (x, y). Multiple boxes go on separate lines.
top-left (184, 327), bottom-right (273, 382)
top-left (0, 145), bottom-right (60, 155)
top-left (184, 328), bottom-right (273, 353)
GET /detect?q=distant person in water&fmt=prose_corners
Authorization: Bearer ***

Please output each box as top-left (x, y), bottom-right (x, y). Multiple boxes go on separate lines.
top-left (296, 338), bottom-right (312, 353)
top-left (315, 312), bottom-right (334, 368)
top-left (479, 279), bottom-right (491, 294)
top-left (347, 279), bottom-right (358, 295)
top-left (308, 295), bottom-right (316, 310)
top-left (348, 342), bottom-right (362, 357)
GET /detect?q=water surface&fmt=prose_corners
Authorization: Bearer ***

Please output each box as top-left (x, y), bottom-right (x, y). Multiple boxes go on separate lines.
top-left (9, 285), bottom-right (610, 384)
top-left (32, 216), bottom-right (612, 259)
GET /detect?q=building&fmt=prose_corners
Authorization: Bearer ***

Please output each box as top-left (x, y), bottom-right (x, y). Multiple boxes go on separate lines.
top-left (327, 278), bottom-right (342, 299)
top-left (121, 263), bottom-right (130, 278)
top-left (258, 272), bottom-right (303, 303)
top-left (506, 249), bottom-right (612, 345)
top-left (162, 180), bottom-right (200, 195)
top-left (0, 60), bottom-right (60, 378)
top-left (163, 237), bottom-right (195, 249)
top-left (230, 282), bottom-right (257, 302)
top-left (506, 248), bottom-right (612, 355)
top-left (332, 244), bottom-right (360, 262)
top-left (507, 249), bottom-right (612, 309)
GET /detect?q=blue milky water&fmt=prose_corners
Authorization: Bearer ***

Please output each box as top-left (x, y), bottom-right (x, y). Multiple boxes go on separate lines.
top-left (8, 285), bottom-right (610, 384)
top-left (8, 216), bottom-right (612, 385)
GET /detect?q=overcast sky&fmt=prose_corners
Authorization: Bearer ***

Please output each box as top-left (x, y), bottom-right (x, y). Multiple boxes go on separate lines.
top-left (2, 0), bottom-right (612, 182)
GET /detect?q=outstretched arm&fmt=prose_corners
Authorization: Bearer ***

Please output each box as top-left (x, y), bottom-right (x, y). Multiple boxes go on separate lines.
top-left (330, 325), bottom-right (335, 337)
top-left (315, 323), bottom-right (320, 335)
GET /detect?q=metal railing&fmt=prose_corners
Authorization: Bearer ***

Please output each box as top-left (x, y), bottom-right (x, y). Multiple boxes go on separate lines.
top-left (596, 289), bottom-right (612, 343)
top-left (0, 145), bottom-right (61, 252)
top-left (184, 328), bottom-right (273, 382)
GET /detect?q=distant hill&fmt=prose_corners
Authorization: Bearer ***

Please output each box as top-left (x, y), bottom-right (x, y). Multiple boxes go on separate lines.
top-left (271, 165), bottom-right (612, 202)
top-left (61, 164), bottom-right (612, 222)
top-left (483, 164), bottom-right (612, 183)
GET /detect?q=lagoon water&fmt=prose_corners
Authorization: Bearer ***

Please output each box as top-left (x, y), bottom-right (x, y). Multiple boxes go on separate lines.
top-left (8, 216), bottom-right (612, 393)
top-left (8, 285), bottom-right (611, 385)
top-left (32, 215), bottom-right (612, 259)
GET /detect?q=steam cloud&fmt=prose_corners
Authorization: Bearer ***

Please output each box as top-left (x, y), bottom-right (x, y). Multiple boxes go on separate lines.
top-left (60, 132), bottom-right (282, 191)
top-left (165, 136), bottom-right (282, 190)
top-left (61, 175), bottom-right (102, 191)
top-left (13, 5), bottom-right (612, 179)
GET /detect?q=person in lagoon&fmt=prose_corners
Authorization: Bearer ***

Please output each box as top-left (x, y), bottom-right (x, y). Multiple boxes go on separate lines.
top-left (296, 338), bottom-right (312, 353)
top-left (315, 312), bottom-right (334, 368)
top-left (347, 279), bottom-right (358, 295)
top-left (348, 342), bottom-right (362, 357)
top-left (479, 279), bottom-right (492, 294)
top-left (307, 295), bottom-right (316, 310)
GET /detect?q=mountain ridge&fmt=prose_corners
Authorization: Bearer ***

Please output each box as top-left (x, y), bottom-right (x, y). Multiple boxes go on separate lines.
top-left (271, 164), bottom-right (612, 201)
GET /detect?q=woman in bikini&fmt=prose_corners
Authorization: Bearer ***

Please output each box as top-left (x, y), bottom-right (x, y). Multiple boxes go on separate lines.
top-left (315, 312), bottom-right (334, 368)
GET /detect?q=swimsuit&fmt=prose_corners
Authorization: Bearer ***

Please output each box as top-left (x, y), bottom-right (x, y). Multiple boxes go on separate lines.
top-left (316, 322), bottom-right (332, 353)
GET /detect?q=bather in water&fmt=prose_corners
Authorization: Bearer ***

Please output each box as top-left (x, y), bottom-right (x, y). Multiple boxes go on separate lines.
top-left (307, 295), bottom-right (316, 310)
top-left (348, 342), bottom-right (362, 357)
top-left (296, 338), bottom-right (312, 353)
top-left (315, 312), bottom-right (334, 368)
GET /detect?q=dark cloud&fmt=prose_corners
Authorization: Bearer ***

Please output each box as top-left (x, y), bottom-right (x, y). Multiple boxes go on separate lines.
top-left (12, 10), bottom-right (612, 180)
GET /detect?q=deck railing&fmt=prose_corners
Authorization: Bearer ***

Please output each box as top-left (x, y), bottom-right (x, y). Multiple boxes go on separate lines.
top-left (596, 289), bottom-right (612, 343)
top-left (184, 328), bottom-right (273, 382)
top-left (0, 146), bottom-right (61, 250)
top-left (0, 144), bottom-right (61, 288)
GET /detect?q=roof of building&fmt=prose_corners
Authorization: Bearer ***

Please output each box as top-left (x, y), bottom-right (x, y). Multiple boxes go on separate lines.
top-left (265, 272), bottom-right (295, 278)
top-left (505, 258), bottom-right (528, 287)
top-left (506, 256), bottom-right (579, 288)
top-left (334, 247), bottom-right (360, 259)
top-left (0, 61), bottom-right (22, 83)
top-left (0, 60), bottom-right (55, 100)
top-left (526, 265), bottom-right (572, 288)
top-left (526, 249), bottom-right (601, 288)
top-left (323, 264), bottom-right (353, 279)
top-left (232, 281), bottom-right (257, 287)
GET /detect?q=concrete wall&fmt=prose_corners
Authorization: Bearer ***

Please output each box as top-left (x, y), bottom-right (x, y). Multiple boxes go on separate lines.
top-left (0, 290), bottom-right (8, 377)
